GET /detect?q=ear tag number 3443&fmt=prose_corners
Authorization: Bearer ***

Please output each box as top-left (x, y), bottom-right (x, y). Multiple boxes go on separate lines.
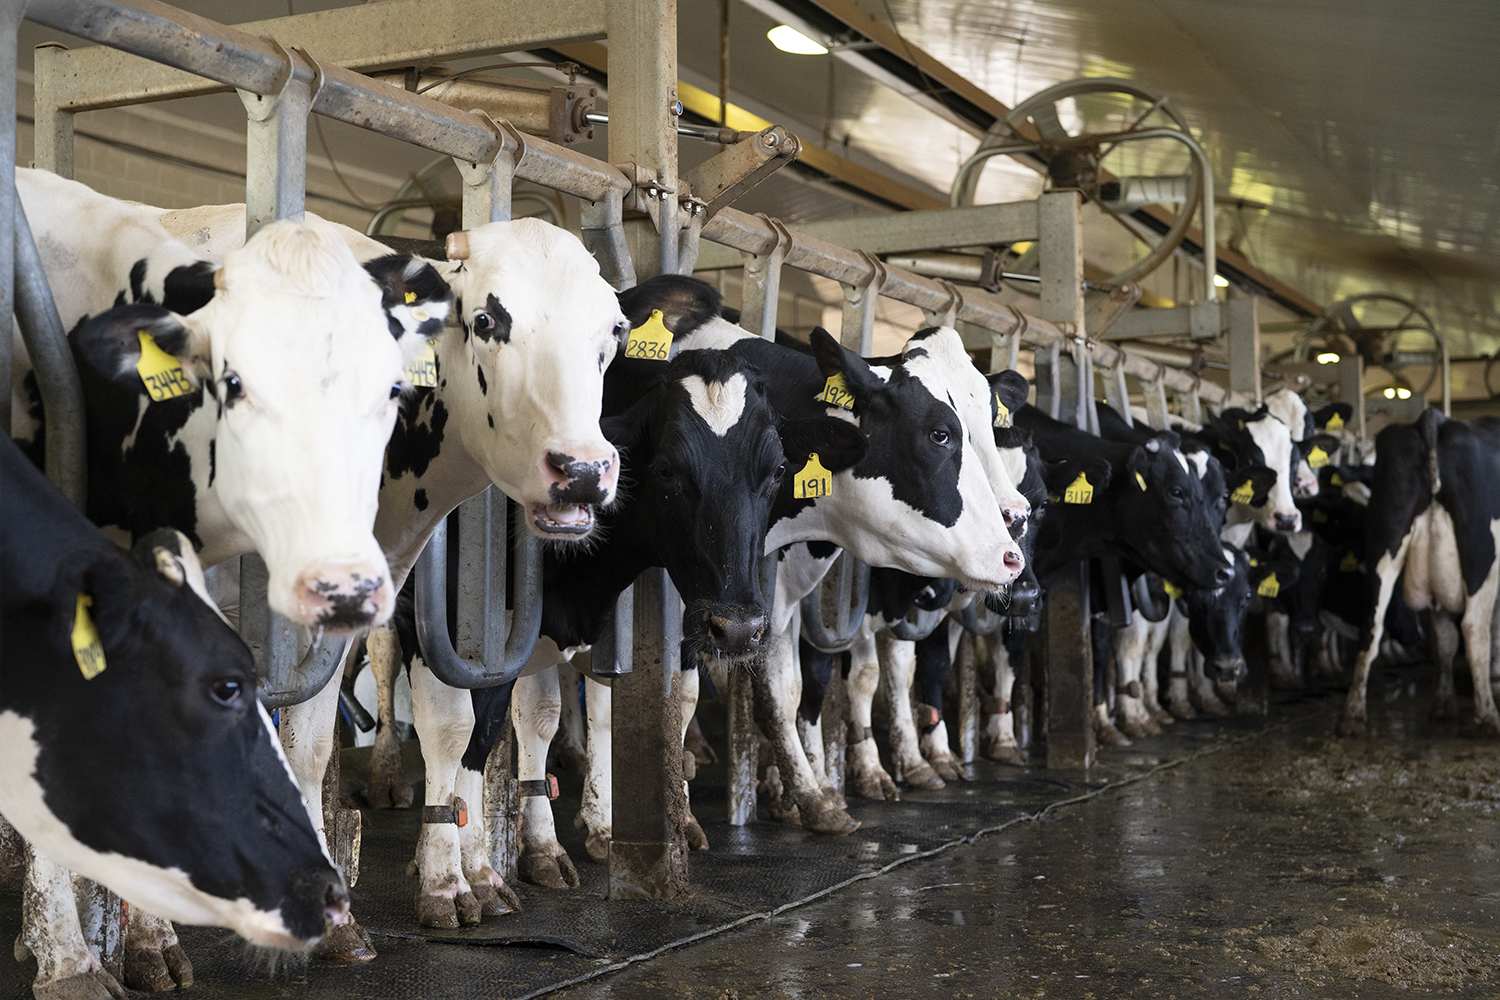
top-left (136, 331), bottom-right (193, 402)
top-left (624, 310), bottom-right (673, 361)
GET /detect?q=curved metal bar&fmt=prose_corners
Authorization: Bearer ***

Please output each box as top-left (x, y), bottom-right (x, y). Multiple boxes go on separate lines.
top-left (957, 597), bottom-right (1004, 636)
top-left (414, 502), bottom-right (544, 689)
top-left (259, 634), bottom-right (349, 710)
top-left (883, 605), bottom-right (946, 642)
top-left (588, 585), bottom-right (634, 678)
top-left (798, 551), bottom-right (871, 654)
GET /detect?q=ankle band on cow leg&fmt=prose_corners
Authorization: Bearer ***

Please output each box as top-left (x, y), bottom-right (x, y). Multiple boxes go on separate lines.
top-left (422, 796), bottom-right (469, 827)
top-left (847, 723), bottom-right (874, 744)
top-left (1116, 681), bottom-right (1143, 699)
top-left (518, 775), bottom-right (560, 801)
top-left (917, 704), bottom-right (942, 735)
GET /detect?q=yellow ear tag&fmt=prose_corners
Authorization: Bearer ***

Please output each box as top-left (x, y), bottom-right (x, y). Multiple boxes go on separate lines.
top-left (72, 593), bottom-right (106, 680)
top-left (1331, 472), bottom-right (1345, 487)
top-left (1340, 551), bottom-right (1359, 572)
top-left (136, 332), bottom-right (193, 402)
top-left (1249, 556), bottom-right (1260, 567)
top-left (1237, 420), bottom-right (1245, 430)
top-left (817, 373), bottom-right (855, 410)
top-left (1326, 412), bottom-right (1345, 431)
top-left (1257, 572), bottom-right (1280, 599)
top-left (1231, 480), bottom-right (1255, 504)
top-left (1063, 473), bottom-right (1093, 504)
top-left (624, 309), bottom-right (673, 361)
top-left (404, 290), bottom-right (417, 304)
top-left (793, 452), bottom-right (833, 500)
top-left (1307, 446), bottom-right (1330, 469)
top-left (993, 393), bottom-right (1012, 429)
top-left (1162, 580), bottom-right (1183, 599)
top-left (405, 339), bottom-right (438, 388)
top-left (1135, 471), bottom-right (1147, 492)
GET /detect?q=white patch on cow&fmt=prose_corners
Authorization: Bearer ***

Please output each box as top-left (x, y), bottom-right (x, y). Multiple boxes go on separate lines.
top-left (1185, 450), bottom-right (1209, 479)
top-left (1344, 481), bottom-right (1372, 506)
top-left (1221, 520), bottom-right (1255, 549)
top-left (1404, 504), bottom-right (1466, 614)
top-left (680, 373), bottom-right (748, 437)
top-left (1174, 450), bottom-right (1190, 476)
top-left (998, 445), bottom-right (1028, 489)
top-left (1265, 388), bottom-right (1309, 442)
top-left (675, 314), bottom-right (755, 354)
top-left (1243, 412), bottom-right (1301, 532)
top-left (0, 712), bottom-right (318, 949)
top-left (1287, 530), bottom-right (1315, 562)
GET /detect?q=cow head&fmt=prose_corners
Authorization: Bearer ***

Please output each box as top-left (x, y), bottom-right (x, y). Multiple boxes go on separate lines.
top-left (801, 328), bottom-right (1027, 593)
top-left (69, 219), bottom-right (451, 631)
top-left (1210, 406), bottom-right (1302, 533)
top-left (0, 522), bottom-right (345, 949)
top-left (995, 428), bottom-right (1048, 622)
top-left (604, 350), bottom-right (863, 666)
top-left (439, 221), bottom-right (624, 539)
top-left (1118, 433), bottom-right (1236, 590)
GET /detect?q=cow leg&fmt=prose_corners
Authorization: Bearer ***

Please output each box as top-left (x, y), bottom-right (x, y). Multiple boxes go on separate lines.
top-left (979, 632), bottom-right (1025, 766)
top-left (1340, 537), bottom-right (1411, 737)
top-left (915, 621), bottom-right (965, 781)
top-left (363, 623), bottom-right (414, 809)
top-left (1430, 612), bottom-right (1460, 719)
top-left (795, 640), bottom-right (843, 805)
top-left (1112, 611), bottom-right (1161, 739)
top-left (408, 660), bottom-right (483, 927)
top-left (121, 909), bottom-right (190, 992)
top-left (878, 633), bottom-right (944, 788)
top-left (753, 629), bottom-right (859, 833)
top-left (1166, 605), bottom-right (1197, 719)
top-left (1459, 556), bottom-right (1500, 735)
top-left (512, 667), bottom-right (579, 889)
top-left (1140, 616), bottom-right (1175, 726)
top-left (554, 661), bottom-right (590, 775)
top-left (1266, 612), bottom-right (1301, 690)
top-left (17, 847), bottom-right (126, 1000)
top-left (577, 672), bottom-right (613, 864)
top-left (844, 631), bottom-right (898, 799)
top-left (676, 667), bottom-right (710, 851)
top-left (1188, 648), bottom-right (1231, 715)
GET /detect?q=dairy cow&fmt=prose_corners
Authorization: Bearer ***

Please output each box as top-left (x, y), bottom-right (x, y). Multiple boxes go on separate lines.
top-left (1, 436), bottom-right (346, 1000)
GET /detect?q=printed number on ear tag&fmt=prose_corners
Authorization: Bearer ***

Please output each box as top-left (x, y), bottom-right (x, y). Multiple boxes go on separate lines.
top-left (406, 339), bottom-right (438, 388)
top-left (136, 331), bottom-right (193, 402)
top-left (624, 309), bottom-right (673, 361)
top-left (1135, 471), bottom-right (1147, 492)
top-left (72, 594), bottom-right (106, 680)
top-left (1063, 473), bottom-right (1093, 504)
top-left (1257, 572), bottom-right (1280, 599)
top-left (993, 393), bottom-right (1012, 429)
top-left (793, 453), bottom-right (833, 499)
top-left (817, 373), bottom-right (855, 410)
top-left (404, 290), bottom-right (417, 304)
top-left (1162, 580), bottom-right (1183, 599)
top-left (1307, 445), bottom-right (1330, 469)
top-left (1230, 480), bottom-right (1256, 504)
top-left (1326, 412), bottom-right (1345, 431)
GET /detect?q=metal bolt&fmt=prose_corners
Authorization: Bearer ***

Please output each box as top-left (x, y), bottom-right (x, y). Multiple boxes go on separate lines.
top-left (669, 100), bottom-right (683, 116)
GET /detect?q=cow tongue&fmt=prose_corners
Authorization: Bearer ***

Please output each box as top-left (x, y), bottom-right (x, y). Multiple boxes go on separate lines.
top-left (545, 503), bottom-right (590, 525)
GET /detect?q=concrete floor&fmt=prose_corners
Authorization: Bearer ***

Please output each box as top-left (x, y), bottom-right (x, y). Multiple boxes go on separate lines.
top-left (5, 671), bottom-right (1500, 999)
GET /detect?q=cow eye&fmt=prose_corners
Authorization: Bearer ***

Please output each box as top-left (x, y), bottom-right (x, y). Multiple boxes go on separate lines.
top-left (474, 312), bottom-right (495, 333)
top-left (221, 372), bottom-right (244, 403)
top-left (614, 321), bottom-right (630, 341)
top-left (774, 460), bottom-right (788, 479)
top-left (389, 383), bottom-right (403, 400)
top-left (1170, 486), bottom-right (1185, 500)
top-left (652, 458), bottom-right (674, 480)
top-left (930, 428), bottom-right (951, 447)
top-left (210, 678), bottom-right (243, 706)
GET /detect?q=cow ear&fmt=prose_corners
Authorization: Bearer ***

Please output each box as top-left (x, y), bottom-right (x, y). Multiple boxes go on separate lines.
top-left (1043, 456), bottom-right (1112, 495)
top-left (616, 274), bottom-right (722, 334)
top-left (808, 327), bottom-right (883, 400)
top-left (780, 415), bottom-right (866, 473)
top-left (1303, 433), bottom-right (1340, 458)
top-left (363, 254), bottom-right (453, 349)
top-left (987, 370), bottom-right (1029, 426)
top-left (1313, 402), bottom-right (1353, 432)
top-left (131, 528), bottom-right (223, 619)
top-left (70, 303), bottom-right (211, 390)
top-left (1227, 465), bottom-right (1278, 506)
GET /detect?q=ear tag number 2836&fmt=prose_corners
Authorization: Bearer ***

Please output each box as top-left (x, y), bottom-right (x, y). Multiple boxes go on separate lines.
top-left (136, 331), bottom-right (193, 402)
top-left (794, 453), bottom-right (833, 499)
top-left (993, 393), bottom-right (1012, 428)
top-left (624, 309), bottom-right (673, 361)
top-left (72, 593), bottom-right (106, 680)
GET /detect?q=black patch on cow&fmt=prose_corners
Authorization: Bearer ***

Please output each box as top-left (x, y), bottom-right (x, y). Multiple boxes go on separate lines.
top-left (806, 540), bottom-right (838, 560)
top-left (476, 365), bottom-right (487, 396)
top-left (385, 391), bottom-right (449, 482)
top-left (469, 293), bottom-right (512, 344)
top-left (363, 254), bottom-right (453, 341)
top-left (413, 488), bottom-right (428, 512)
top-left (208, 439), bottom-right (216, 487)
top-left (161, 261), bottom-right (218, 315)
top-left (129, 258), bottom-right (149, 304)
top-left (487, 413), bottom-right (494, 429)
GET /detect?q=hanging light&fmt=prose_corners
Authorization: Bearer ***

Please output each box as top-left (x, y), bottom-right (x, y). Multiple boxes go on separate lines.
top-left (1316, 352), bottom-right (1340, 364)
top-left (1397, 387), bottom-right (1411, 399)
top-left (768, 24), bottom-right (828, 55)
top-left (1212, 274), bottom-right (1229, 288)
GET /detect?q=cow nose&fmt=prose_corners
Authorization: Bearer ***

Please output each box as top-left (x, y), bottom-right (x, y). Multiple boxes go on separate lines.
top-left (294, 565), bottom-right (391, 631)
top-left (1274, 511), bottom-right (1301, 532)
top-left (539, 447), bottom-right (619, 505)
top-left (1001, 500), bottom-right (1031, 528)
top-left (324, 877), bottom-right (350, 927)
top-left (1003, 548), bottom-right (1025, 573)
top-left (707, 613), bottom-right (768, 654)
top-left (1213, 564), bottom-right (1236, 587)
top-left (1009, 579), bottom-right (1040, 617)
top-left (1007, 514), bottom-right (1029, 541)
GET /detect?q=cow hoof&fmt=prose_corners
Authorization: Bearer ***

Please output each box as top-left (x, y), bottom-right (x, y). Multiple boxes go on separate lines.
top-left (849, 770), bottom-right (899, 801)
top-left (901, 760), bottom-right (945, 790)
top-left (767, 801), bottom-right (801, 825)
top-left (363, 777), bottom-right (415, 810)
top-left (314, 917), bottom-right (377, 962)
top-left (1476, 713), bottom-right (1500, 738)
top-left (518, 851), bottom-right (578, 890)
top-left (454, 890), bottom-right (483, 925)
top-left (684, 815), bottom-right (710, 851)
top-left (584, 830), bottom-right (611, 865)
top-left (1335, 713), bottom-right (1367, 738)
top-left (32, 970), bottom-right (128, 1000)
top-left (1431, 696), bottom-right (1459, 721)
top-left (413, 891), bottom-right (461, 930)
top-left (799, 797), bottom-right (860, 835)
top-left (928, 755), bottom-right (965, 782)
top-left (1118, 716), bottom-right (1151, 740)
top-left (986, 744), bottom-right (1028, 767)
top-left (1148, 705), bottom-right (1176, 726)
top-left (1096, 723), bottom-right (1131, 748)
top-left (124, 943), bottom-right (193, 991)
top-left (1168, 700), bottom-right (1197, 720)
top-left (467, 882), bottom-right (506, 917)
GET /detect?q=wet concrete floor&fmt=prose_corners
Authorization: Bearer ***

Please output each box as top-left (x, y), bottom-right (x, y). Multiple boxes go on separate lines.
top-left (4, 672), bottom-right (1499, 999)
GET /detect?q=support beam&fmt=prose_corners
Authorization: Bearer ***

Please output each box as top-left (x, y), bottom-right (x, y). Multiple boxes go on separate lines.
top-left (1226, 297), bottom-right (1262, 402)
top-left (1041, 564), bottom-right (1094, 769)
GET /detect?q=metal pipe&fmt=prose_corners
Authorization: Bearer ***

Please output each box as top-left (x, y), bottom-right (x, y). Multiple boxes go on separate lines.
top-left (0, 2), bottom-right (16, 438)
top-left (884, 606), bottom-right (946, 642)
top-left (585, 111), bottom-right (758, 144)
top-left (799, 552), bottom-right (870, 653)
top-left (259, 637), bottom-right (349, 710)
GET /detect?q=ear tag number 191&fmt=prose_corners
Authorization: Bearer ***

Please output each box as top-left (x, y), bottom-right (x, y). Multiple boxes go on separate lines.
top-left (1307, 445), bottom-right (1330, 468)
top-left (136, 331), bottom-right (193, 402)
top-left (1257, 571), bottom-right (1280, 599)
top-left (793, 453), bottom-right (832, 499)
top-left (72, 593), bottom-right (106, 680)
top-left (624, 309), bottom-right (673, 361)
top-left (817, 373), bottom-right (855, 410)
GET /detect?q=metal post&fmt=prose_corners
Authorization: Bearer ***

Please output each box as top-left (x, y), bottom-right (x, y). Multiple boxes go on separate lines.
top-left (239, 46), bottom-right (318, 238)
top-left (1141, 376), bottom-right (1170, 430)
top-left (1041, 563), bottom-right (1094, 769)
top-left (1103, 363), bottom-right (1133, 427)
top-left (728, 551), bottom-right (776, 825)
top-left (1226, 297), bottom-right (1261, 402)
top-left (956, 629), bottom-right (978, 764)
top-left (0, 1), bottom-right (18, 437)
top-left (608, 567), bottom-right (687, 899)
top-left (839, 251), bottom-right (885, 355)
top-left (608, 0), bottom-right (679, 278)
top-left (737, 215), bottom-right (790, 338)
top-left (32, 42), bottom-right (74, 178)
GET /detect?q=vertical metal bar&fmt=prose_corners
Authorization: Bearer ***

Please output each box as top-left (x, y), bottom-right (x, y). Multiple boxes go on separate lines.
top-left (238, 48), bottom-right (316, 239)
top-left (1039, 191), bottom-right (1086, 335)
top-left (608, 0), bottom-right (678, 279)
top-left (839, 253), bottom-right (885, 355)
top-left (32, 43), bottom-right (75, 178)
top-left (608, 567), bottom-right (687, 898)
top-left (738, 216), bottom-right (790, 339)
top-left (1103, 363), bottom-right (1133, 427)
top-left (1142, 376), bottom-right (1170, 430)
top-left (956, 630), bottom-right (978, 764)
top-left (1042, 562), bottom-right (1094, 769)
top-left (1226, 297), bottom-right (1262, 401)
top-left (1177, 389), bottom-right (1203, 427)
top-left (0, 1), bottom-right (18, 438)
top-left (726, 669), bottom-right (757, 826)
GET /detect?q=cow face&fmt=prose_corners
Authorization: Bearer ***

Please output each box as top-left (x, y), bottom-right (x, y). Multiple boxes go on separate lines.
top-left (0, 501), bottom-right (345, 948)
top-left (1212, 407), bottom-right (1302, 533)
top-left (605, 351), bottom-right (863, 666)
top-left (1120, 434), bottom-right (1236, 590)
top-left (69, 219), bottom-right (438, 631)
top-left (440, 221), bottom-right (624, 539)
top-left (1183, 546), bottom-right (1253, 684)
top-left (800, 328), bottom-right (1027, 593)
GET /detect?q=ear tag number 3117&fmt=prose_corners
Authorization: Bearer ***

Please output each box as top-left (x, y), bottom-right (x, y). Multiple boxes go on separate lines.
top-left (624, 310), bottom-right (673, 361)
top-left (1063, 473), bottom-right (1093, 504)
top-left (794, 453), bottom-right (833, 499)
top-left (136, 331), bottom-right (193, 402)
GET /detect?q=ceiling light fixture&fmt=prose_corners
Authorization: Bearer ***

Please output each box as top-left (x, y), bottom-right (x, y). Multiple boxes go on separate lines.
top-left (1316, 352), bottom-right (1340, 364)
top-left (768, 24), bottom-right (828, 55)
top-left (1212, 274), bottom-right (1229, 288)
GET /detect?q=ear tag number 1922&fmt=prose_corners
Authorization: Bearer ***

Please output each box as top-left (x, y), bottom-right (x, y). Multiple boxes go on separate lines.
top-left (406, 339), bottom-right (438, 388)
top-left (1063, 473), bottom-right (1093, 504)
top-left (624, 309), bottom-right (673, 361)
top-left (817, 373), bottom-right (855, 410)
top-left (72, 593), bottom-right (106, 680)
top-left (793, 453), bottom-right (833, 499)
top-left (136, 331), bottom-right (193, 402)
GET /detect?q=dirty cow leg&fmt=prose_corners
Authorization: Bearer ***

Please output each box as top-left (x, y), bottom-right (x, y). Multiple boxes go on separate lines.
top-left (122, 908), bottom-right (191, 992)
top-left (1267, 612), bottom-right (1300, 690)
top-left (363, 624), bottom-right (415, 810)
top-left (577, 672), bottom-right (614, 864)
top-left (1459, 556), bottom-right (1500, 735)
top-left (844, 631), bottom-right (898, 799)
top-left (513, 667), bottom-right (579, 890)
top-left (1340, 539), bottom-right (1410, 737)
top-left (676, 668), bottom-right (710, 851)
top-left (1431, 612), bottom-right (1460, 720)
top-left (409, 658), bottom-right (484, 927)
top-left (979, 633), bottom-right (1026, 766)
top-left (453, 760), bottom-right (518, 917)
top-left (18, 846), bottom-right (127, 1000)
top-left (1165, 605), bottom-right (1197, 720)
top-left (1112, 611), bottom-right (1162, 739)
top-left (1139, 616), bottom-right (1174, 727)
top-left (879, 633), bottom-right (944, 789)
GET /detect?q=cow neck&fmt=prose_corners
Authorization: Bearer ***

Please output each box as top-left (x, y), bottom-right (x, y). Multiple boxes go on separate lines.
top-left (539, 529), bottom-right (659, 649)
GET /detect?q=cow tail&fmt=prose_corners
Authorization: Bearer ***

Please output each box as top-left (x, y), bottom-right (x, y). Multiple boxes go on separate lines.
top-left (1416, 406), bottom-right (1444, 497)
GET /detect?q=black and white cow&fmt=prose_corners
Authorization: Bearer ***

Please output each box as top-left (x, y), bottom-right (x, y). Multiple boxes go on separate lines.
top-left (1, 435), bottom-right (346, 1000)
top-left (1340, 409), bottom-right (1500, 737)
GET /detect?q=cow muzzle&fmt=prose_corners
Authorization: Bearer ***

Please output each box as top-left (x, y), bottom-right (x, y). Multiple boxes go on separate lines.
top-left (686, 602), bottom-right (768, 660)
top-left (1273, 510), bottom-right (1302, 533)
top-left (1209, 656), bottom-right (1249, 686)
top-left (273, 867), bottom-right (351, 947)
top-left (291, 563), bottom-right (392, 632)
top-left (1007, 577), bottom-right (1041, 618)
top-left (530, 445), bottom-right (620, 538)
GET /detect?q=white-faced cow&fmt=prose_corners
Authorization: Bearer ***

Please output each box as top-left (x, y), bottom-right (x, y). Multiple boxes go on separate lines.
top-left (1, 436), bottom-right (347, 1000)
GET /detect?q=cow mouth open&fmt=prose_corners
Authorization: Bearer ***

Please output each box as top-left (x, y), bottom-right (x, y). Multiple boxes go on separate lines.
top-left (530, 502), bottom-right (595, 536)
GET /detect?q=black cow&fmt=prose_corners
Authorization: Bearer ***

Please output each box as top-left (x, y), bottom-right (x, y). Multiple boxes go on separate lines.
top-left (0, 434), bottom-right (346, 996)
